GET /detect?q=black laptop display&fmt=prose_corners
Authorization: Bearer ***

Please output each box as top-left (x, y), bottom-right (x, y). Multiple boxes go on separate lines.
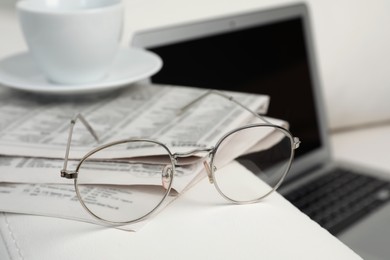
top-left (148, 17), bottom-right (321, 159)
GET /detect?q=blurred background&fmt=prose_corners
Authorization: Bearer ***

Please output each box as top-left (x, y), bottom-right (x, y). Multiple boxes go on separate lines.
top-left (1, 0), bottom-right (390, 131)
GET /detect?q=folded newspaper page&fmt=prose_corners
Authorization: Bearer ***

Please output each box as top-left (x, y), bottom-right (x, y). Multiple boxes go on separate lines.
top-left (0, 83), bottom-right (274, 230)
top-left (0, 116), bottom-right (286, 187)
top-left (0, 83), bottom-right (269, 158)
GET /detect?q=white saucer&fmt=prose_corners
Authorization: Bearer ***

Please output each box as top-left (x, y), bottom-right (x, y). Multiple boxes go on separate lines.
top-left (0, 48), bottom-right (162, 95)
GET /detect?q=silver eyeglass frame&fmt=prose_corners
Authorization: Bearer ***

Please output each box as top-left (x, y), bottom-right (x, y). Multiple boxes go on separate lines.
top-left (60, 90), bottom-right (301, 225)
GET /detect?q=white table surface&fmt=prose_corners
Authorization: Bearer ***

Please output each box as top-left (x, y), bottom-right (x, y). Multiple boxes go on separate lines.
top-left (0, 161), bottom-right (362, 260)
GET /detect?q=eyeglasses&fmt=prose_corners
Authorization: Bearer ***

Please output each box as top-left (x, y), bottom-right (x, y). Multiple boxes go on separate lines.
top-left (60, 90), bottom-right (300, 225)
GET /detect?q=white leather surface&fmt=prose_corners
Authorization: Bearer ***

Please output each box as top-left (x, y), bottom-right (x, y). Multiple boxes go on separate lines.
top-left (0, 162), bottom-right (361, 260)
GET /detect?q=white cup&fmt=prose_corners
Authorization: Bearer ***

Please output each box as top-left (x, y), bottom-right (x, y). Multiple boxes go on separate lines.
top-left (17, 0), bottom-right (124, 85)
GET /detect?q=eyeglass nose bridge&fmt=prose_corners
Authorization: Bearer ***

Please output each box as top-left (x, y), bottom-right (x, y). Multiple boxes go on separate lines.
top-left (203, 161), bottom-right (215, 184)
top-left (203, 159), bottom-right (219, 185)
top-left (162, 164), bottom-right (173, 190)
top-left (173, 147), bottom-right (217, 184)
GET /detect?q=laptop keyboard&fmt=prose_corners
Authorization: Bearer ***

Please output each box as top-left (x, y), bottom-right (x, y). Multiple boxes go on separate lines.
top-left (284, 168), bottom-right (390, 235)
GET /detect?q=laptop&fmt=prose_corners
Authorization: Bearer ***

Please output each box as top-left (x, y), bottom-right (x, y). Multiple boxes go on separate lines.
top-left (131, 4), bottom-right (390, 259)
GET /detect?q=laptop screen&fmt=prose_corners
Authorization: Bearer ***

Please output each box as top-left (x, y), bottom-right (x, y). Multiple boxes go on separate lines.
top-left (132, 4), bottom-right (329, 179)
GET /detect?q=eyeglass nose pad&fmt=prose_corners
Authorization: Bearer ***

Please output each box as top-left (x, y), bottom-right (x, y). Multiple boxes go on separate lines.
top-left (162, 165), bottom-right (173, 190)
top-left (203, 161), bottom-right (214, 184)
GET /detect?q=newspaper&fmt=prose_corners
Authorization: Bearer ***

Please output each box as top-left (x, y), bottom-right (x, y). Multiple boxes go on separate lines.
top-left (0, 83), bottom-right (272, 230)
top-left (0, 117), bottom-right (286, 187)
top-left (0, 83), bottom-right (270, 185)
top-left (0, 83), bottom-right (269, 158)
top-left (0, 156), bottom-right (202, 192)
top-left (0, 182), bottom-right (179, 231)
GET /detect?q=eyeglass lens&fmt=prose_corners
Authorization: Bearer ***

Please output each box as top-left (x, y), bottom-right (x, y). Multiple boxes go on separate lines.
top-left (75, 140), bottom-right (173, 224)
top-left (212, 125), bottom-right (293, 202)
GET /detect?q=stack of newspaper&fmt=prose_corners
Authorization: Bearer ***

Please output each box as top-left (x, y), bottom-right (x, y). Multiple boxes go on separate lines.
top-left (0, 83), bottom-right (277, 231)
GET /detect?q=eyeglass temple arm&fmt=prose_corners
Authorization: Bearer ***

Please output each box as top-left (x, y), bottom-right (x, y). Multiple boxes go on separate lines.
top-left (180, 90), bottom-right (301, 150)
top-left (179, 89), bottom-right (273, 124)
top-left (61, 114), bottom-right (99, 175)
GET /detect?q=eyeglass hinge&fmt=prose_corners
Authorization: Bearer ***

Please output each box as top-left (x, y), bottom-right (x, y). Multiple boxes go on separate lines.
top-left (60, 170), bottom-right (77, 179)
